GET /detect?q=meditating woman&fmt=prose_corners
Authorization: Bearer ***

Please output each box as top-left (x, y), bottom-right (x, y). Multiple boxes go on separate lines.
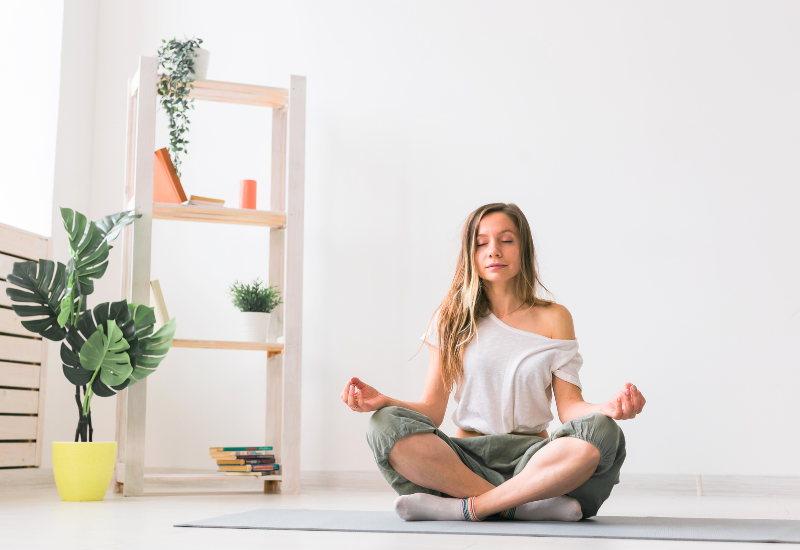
top-left (340, 202), bottom-right (646, 522)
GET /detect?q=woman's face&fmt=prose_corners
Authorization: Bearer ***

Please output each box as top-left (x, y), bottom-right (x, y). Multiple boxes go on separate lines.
top-left (474, 212), bottom-right (521, 282)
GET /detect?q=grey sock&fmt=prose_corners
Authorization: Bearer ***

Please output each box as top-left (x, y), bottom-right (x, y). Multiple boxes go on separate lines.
top-left (512, 495), bottom-right (583, 521)
top-left (393, 493), bottom-right (582, 522)
top-left (393, 494), bottom-right (466, 521)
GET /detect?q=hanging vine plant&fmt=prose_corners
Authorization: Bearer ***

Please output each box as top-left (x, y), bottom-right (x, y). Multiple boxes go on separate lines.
top-left (156, 37), bottom-right (205, 177)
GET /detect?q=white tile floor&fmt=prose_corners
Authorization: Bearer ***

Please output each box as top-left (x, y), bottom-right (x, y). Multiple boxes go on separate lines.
top-left (1, 469), bottom-right (798, 549)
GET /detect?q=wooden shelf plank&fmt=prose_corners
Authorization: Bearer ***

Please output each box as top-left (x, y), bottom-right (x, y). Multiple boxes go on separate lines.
top-left (144, 473), bottom-right (282, 481)
top-left (188, 79), bottom-right (288, 108)
top-left (153, 203), bottom-right (286, 227)
top-left (171, 339), bottom-right (284, 352)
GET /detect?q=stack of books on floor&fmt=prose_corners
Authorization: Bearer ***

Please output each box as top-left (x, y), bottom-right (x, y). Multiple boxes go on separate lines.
top-left (210, 446), bottom-right (280, 476)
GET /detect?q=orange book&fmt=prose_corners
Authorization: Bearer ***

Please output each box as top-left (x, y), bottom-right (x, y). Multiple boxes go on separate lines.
top-left (153, 148), bottom-right (187, 203)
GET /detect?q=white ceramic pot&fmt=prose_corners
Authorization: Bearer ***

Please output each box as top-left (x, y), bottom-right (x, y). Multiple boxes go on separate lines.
top-left (241, 312), bottom-right (270, 342)
top-left (192, 47), bottom-right (211, 80)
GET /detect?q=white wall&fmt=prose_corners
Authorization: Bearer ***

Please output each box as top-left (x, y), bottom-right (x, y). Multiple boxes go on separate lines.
top-left (39, 0), bottom-right (99, 466)
top-left (43, 0), bottom-right (800, 476)
top-left (0, 1), bottom-right (63, 236)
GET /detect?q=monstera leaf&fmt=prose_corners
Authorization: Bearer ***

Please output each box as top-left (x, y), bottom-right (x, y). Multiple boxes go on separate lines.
top-left (94, 207), bottom-right (141, 248)
top-left (130, 317), bottom-right (177, 384)
top-left (4, 259), bottom-right (67, 341)
top-left (61, 300), bottom-right (138, 397)
top-left (80, 321), bottom-right (132, 388)
top-left (129, 302), bottom-right (157, 340)
top-left (58, 208), bottom-right (110, 327)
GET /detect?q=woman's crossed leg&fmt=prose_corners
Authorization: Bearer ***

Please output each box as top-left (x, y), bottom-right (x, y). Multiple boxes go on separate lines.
top-left (388, 431), bottom-right (600, 521)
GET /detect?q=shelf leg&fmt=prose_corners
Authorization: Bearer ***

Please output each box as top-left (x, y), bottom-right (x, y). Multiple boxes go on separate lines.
top-left (280, 74), bottom-right (306, 495)
top-left (264, 479), bottom-right (280, 493)
top-left (266, 353), bottom-right (283, 492)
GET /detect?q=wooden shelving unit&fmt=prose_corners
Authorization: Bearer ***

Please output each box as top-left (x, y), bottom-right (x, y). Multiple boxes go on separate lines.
top-left (114, 56), bottom-right (305, 496)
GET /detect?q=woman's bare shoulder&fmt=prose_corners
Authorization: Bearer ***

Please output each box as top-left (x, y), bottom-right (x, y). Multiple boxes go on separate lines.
top-left (542, 302), bottom-right (576, 340)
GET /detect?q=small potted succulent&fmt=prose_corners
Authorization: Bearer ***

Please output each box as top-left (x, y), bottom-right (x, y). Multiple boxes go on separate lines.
top-left (4, 207), bottom-right (177, 501)
top-left (228, 278), bottom-right (282, 342)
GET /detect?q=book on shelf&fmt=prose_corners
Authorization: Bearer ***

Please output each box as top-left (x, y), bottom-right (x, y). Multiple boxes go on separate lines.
top-left (217, 458), bottom-right (276, 465)
top-left (252, 464), bottom-right (279, 471)
top-left (214, 453), bottom-right (274, 460)
top-left (219, 464), bottom-right (280, 472)
top-left (209, 446), bottom-right (273, 452)
top-left (226, 471), bottom-right (276, 476)
top-left (210, 450), bottom-right (274, 459)
top-left (153, 148), bottom-right (187, 204)
top-left (187, 195), bottom-right (225, 207)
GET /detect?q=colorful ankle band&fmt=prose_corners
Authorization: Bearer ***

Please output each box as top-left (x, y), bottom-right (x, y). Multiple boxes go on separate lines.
top-left (461, 496), bottom-right (485, 521)
top-left (495, 507), bottom-right (516, 519)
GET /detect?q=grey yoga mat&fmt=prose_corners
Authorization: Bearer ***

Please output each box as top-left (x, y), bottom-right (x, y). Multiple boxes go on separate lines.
top-left (175, 508), bottom-right (800, 543)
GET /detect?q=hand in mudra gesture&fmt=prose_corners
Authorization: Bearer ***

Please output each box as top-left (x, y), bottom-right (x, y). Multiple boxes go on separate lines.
top-left (340, 376), bottom-right (386, 413)
top-left (599, 382), bottom-right (646, 420)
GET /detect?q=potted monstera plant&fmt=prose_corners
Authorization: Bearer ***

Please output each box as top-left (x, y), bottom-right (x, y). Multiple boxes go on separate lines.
top-left (4, 206), bottom-right (177, 501)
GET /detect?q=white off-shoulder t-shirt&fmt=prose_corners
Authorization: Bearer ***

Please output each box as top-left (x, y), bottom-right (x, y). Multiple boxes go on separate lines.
top-left (421, 310), bottom-right (583, 435)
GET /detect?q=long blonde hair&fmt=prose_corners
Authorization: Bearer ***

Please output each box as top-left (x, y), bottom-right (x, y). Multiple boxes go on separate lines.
top-left (413, 203), bottom-right (555, 393)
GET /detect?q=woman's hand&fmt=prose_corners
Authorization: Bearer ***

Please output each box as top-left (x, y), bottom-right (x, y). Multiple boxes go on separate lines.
top-left (599, 382), bottom-right (645, 420)
top-left (340, 376), bottom-right (387, 413)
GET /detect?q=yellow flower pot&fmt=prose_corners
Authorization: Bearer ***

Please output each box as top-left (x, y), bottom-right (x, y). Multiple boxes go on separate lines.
top-left (52, 442), bottom-right (116, 501)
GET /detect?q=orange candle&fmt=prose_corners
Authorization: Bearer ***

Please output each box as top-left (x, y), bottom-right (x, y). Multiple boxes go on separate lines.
top-left (239, 179), bottom-right (257, 209)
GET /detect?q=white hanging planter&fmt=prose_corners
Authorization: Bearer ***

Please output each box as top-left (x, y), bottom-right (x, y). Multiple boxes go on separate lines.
top-left (241, 312), bottom-right (270, 342)
top-left (192, 47), bottom-right (211, 80)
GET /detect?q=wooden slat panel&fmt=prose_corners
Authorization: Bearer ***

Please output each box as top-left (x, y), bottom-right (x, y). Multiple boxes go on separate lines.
top-left (0, 361), bottom-right (40, 388)
top-left (0, 253), bottom-right (21, 280)
top-left (0, 223), bottom-right (47, 261)
top-left (0, 416), bottom-right (37, 440)
top-left (0, 335), bottom-right (42, 363)
top-left (0, 442), bottom-right (36, 467)
top-left (0, 388), bottom-right (38, 414)
top-left (0, 307), bottom-right (28, 337)
top-left (0, 281), bottom-right (12, 307)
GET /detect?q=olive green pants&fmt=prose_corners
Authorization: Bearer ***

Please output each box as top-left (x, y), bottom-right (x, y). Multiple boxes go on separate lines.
top-left (366, 406), bottom-right (626, 519)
